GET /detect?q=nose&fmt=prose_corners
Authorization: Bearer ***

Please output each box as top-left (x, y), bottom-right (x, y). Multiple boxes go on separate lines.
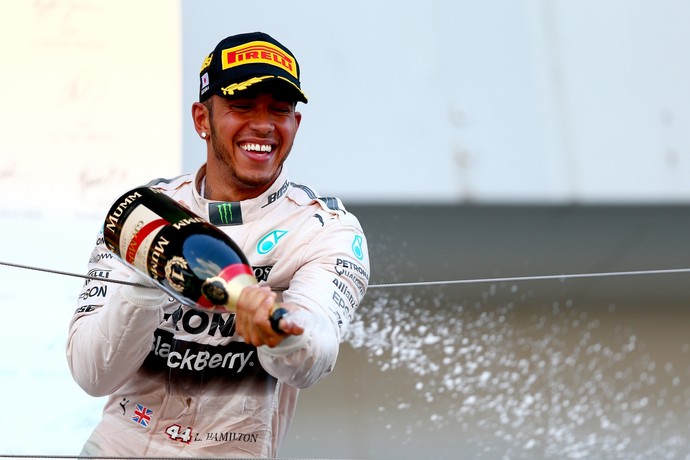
top-left (247, 105), bottom-right (274, 134)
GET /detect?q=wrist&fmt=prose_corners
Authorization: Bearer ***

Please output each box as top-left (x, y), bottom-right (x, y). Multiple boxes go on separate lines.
top-left (121, 271), bottom-right (168, 309)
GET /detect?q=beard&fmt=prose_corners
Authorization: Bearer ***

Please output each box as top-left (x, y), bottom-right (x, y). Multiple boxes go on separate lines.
top-left (208, 123), bottom-right (288, 192)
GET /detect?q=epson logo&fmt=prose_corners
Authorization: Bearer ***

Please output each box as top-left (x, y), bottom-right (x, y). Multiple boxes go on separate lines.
top-left (79, 285), bottom-right (107, 300)
top-left (331, 291), bottom-right (354, 322)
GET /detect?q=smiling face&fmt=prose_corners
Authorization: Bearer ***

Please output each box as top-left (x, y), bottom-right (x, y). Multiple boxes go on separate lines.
top-left (193, 87), bottom-right (302, 201)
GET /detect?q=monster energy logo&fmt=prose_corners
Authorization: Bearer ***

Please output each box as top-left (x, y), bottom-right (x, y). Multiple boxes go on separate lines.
top-left (210, 202), bottom-right (242, 226)
top-left (218, 204), bottom-right (233, 223)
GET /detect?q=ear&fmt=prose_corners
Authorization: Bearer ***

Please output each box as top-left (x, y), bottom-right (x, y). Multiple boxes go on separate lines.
top-left (192, 101), bottom-right (210, 138)
top-left (294, 110), bottom-right (302, 131)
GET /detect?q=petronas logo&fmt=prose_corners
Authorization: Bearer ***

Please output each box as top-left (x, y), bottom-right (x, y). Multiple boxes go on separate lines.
top-left (352, 235), bottom-right (364, 260)
top-left (210, 202), bottom-right (242, 226)
top-left (257, 230), bottom-right (288, 255)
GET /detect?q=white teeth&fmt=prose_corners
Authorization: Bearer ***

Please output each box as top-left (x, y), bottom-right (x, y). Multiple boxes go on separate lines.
top-left (241, 143), bottom-right (272, 153)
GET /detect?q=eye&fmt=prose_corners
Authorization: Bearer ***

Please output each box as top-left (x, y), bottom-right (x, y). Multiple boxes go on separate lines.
top-left (271, 103), bottom-right (293, 115)
top-left (230, 103), bottom-right (253, 111)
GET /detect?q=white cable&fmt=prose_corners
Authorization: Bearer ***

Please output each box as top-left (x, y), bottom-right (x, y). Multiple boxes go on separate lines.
top-left (0, 260), bottom-right (139, 286)
top-left (1, 260), bottom-right (689, 290)
top-left (368, 268), bottom-right (690, 288)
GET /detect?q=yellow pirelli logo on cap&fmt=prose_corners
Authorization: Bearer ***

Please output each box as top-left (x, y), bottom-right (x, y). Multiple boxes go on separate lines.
top-left (221, 41), bottom-right (297, 78)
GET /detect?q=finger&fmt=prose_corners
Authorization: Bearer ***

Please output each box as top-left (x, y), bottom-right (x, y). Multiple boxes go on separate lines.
top-left (277, 316), bottom-right (305, 336)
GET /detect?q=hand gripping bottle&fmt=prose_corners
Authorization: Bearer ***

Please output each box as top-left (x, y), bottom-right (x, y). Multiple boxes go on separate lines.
top-left (102, 186), bottom-right (287, 331)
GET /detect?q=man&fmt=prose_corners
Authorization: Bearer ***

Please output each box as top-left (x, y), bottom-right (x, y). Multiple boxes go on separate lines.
top-left (67, 32), bottom-right (369, 458)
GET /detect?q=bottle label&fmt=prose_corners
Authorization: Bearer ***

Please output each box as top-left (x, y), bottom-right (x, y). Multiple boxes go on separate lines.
top-left (117, 204), bottom-right (168, 274)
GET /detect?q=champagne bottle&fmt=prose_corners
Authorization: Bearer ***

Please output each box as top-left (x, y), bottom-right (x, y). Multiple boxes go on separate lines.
top-left (102, 186), bottom-right (287, 331)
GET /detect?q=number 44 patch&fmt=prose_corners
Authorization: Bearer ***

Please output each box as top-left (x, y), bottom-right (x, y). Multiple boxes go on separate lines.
top-left (166, 424), bottom-right (193, 443)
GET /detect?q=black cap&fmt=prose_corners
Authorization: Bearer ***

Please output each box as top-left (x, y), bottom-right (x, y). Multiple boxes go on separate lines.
top-left (198, 32), bottom-right (308, 104)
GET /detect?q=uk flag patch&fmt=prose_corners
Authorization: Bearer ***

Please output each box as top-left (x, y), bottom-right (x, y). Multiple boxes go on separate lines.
top-left (132, 404), bottom-right (153, 427)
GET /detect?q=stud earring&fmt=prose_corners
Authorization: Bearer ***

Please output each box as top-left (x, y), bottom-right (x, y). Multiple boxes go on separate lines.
top-left (201, 132), bottom-right (207, 139)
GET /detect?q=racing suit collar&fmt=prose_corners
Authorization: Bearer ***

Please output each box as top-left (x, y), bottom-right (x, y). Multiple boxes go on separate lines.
top-left (192, 164), bottom-right (290, 226)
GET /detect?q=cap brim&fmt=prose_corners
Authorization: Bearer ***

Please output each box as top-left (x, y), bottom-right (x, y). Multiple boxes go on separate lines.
top-left (217, 75), bottom-right (308, 104)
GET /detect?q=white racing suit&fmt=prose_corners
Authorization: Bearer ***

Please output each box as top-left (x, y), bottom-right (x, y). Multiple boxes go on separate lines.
top-left (66, 165), bottom-right (369, 458)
